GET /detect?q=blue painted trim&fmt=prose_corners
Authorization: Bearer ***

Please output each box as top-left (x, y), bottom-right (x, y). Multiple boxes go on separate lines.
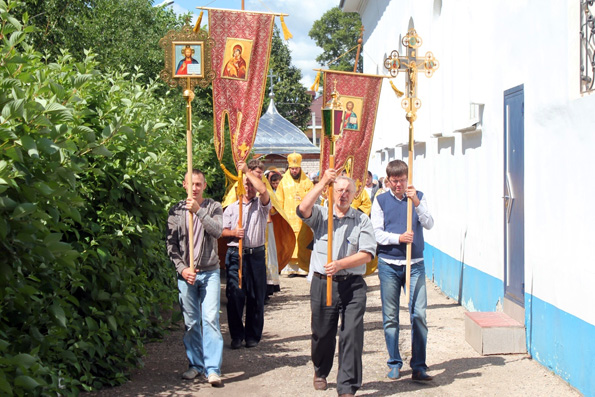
top-left (424, 243), bottom-right (503, 311)
top-left (425, 242), bottom-right (595, 396)
top-left (526, 294), bottom-right (595, 397)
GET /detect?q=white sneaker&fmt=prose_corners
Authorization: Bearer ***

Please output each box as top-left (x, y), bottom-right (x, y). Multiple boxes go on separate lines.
top-left (208, 373), bottom-right (223, 387)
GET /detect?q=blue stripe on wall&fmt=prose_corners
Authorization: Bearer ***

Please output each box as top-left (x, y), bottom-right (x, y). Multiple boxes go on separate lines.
top-left (424, 243), bottom-right (595, 396)
top-left (424, 243), bottom-right (503, 311)
top-left (526, 294), bottom-right (595, 397)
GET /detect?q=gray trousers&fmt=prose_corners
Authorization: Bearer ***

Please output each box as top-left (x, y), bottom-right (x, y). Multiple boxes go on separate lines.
top-left (310, 274), bottom-right (367, 395)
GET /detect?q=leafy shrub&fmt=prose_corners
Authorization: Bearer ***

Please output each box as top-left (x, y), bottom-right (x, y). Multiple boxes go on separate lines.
top-left (0, 1), bottom-right (217, 394)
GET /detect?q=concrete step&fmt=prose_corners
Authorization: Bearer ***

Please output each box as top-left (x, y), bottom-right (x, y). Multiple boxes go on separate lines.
top-left (464, 311), bottom-right (526, 355)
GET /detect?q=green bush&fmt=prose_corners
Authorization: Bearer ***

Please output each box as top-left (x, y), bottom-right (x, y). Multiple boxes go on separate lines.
top-left (0, 1), bottom-right (218, 394)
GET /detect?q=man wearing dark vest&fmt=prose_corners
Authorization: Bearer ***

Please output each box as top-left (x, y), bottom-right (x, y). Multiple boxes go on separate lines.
top-left (370, 160), bottom-right (434, 382)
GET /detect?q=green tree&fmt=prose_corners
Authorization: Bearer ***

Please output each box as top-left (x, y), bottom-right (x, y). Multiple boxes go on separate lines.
top-left (20, 0), bottom-right (187, 82)
top-left (309, 7), bottom-right (363, 72)
top-left (0, 1), bottom-right (219, 393)
top-left (263, 26), bottom-right (312, 130)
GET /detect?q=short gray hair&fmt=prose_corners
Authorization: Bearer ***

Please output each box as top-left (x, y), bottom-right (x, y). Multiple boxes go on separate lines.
top-left (335, 176), bottom-right (356, 192)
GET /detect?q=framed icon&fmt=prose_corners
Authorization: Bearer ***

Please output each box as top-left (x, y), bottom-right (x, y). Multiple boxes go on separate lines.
top-left (159, 25), bottom-right (215, 90)
top-left (221, 38), bottom-right (253, 81)
top-left (340, 95), bottom-right (363, 131)
top-left (173, 42), bottom-right (204, 78)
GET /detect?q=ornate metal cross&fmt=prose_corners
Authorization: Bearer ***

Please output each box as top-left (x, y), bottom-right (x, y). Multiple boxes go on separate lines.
top-left (384, 26), bottom-right (439, 128)
top-left (383, 24), bottom-right (438, 304)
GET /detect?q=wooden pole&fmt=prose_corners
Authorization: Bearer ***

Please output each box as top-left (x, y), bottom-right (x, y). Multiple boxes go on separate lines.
top-left (184, 80), bottom-right (195, 273)
top-left (238, 171), bottom-right (244, 289)
top-left (353, 25), bottom-right (364, 73)
top-left (404, 119), bottom-right (414, 304)
top-left (326, 155), bottom-right (335, 306)
top-left (197, 6), bottom-right (288, 16)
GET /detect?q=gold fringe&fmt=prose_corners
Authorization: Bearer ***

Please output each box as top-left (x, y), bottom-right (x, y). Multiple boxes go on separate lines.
top-left (310, 71), bottom-right (321, 92)
top-left (220, 163), bottom-right (239, 187)
top-left (390, 80), bottom-right (404, 97)
top-left (193, 11), bottom-right (203, 33)
top-left (280, 16), bottom-right (293, 40)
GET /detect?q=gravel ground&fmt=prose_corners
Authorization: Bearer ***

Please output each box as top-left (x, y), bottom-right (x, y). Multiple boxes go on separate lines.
top-left (88, 274), bottom-right (581, 397)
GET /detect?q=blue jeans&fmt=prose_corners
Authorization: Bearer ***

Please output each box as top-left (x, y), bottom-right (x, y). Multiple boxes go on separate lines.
top-left (178, 268), bottom-right (223, 376)
top-left (377, 258), bottom-right (428, 372)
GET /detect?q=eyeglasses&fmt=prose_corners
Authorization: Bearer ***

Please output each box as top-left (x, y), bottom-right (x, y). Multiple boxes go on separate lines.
top-left (334, 188), bottom-right (353, 195)
top-left (388, 177), bottom-right (408, 185)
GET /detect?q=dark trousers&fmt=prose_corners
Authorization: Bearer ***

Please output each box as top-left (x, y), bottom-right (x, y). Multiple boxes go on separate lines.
top-left (310, 275), bottom-right (367, 395)
top-left (225, 248), bottom-right (267, 343)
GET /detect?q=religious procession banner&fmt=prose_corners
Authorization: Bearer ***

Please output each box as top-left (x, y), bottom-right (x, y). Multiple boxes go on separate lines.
top-left (319, 70), bottom-right (383, 196)
top-left (209, 9), bottom-right (275, 165)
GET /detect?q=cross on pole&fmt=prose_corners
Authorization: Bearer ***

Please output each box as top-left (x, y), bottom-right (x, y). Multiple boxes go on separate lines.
top-left (267, 69), bottom-right (278, 96)
top-left (384, 26), bottom-right (439, 129)
top-left (383, 23), bottom-right (439, 305)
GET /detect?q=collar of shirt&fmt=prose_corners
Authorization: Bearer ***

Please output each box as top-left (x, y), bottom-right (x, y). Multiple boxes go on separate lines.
top-left (388, 189), bottom-right (406, 201)
top-left (242, 196), bottom-right (258, 206)
top-left (332, 205), bottom-right (357, 219)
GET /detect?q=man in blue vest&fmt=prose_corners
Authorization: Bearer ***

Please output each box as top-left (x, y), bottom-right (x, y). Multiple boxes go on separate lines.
top-left (370, 159), bottom-right (434, 382)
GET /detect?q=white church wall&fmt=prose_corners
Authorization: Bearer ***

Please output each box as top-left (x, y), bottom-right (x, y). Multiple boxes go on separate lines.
top-left (350, 0), bottom-right (595, 393)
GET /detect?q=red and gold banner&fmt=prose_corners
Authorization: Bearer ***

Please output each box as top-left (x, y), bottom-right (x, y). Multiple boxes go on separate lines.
top-left (209, 9), bottom-right (275, 165)
top-left (320, 70), bottom-right (383, 195)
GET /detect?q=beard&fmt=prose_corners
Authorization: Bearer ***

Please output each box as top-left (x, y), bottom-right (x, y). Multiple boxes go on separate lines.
top-left (291, 170), bottom-right (301, 180)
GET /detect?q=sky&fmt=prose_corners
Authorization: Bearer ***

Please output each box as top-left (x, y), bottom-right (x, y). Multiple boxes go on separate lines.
top-left (156, 0), bottom-right (341, 89)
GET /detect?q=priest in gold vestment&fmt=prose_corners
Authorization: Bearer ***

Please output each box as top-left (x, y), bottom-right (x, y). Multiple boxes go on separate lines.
top-left (275, 153), bottom-right (314, 275)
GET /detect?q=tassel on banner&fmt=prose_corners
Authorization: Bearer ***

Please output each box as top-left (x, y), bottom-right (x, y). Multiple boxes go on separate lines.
top-left (390, 79), bottom-right (404, 97)
top-left (310, 71), bottom-right (321, 92)
top-left (220, 163), bottom-right (239, 187)
top-left (280, 15), bottom-right (293, 40)
top-left (193, 11), bottom-right (203, 32)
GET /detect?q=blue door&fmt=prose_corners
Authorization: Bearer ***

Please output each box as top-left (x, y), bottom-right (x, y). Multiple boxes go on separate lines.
top-left (503, 85), bottom-right (525, 305)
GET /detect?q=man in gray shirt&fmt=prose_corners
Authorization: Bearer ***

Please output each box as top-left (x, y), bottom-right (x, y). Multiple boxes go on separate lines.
top-left (166, 169), bottom-right (224, 386)
top-left (222, 160), bottom-right (271, 349)
top-left (297, 168), bottom-right (376, 397)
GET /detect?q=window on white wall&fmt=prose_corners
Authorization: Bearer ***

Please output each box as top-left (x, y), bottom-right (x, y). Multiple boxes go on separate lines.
top-left (580, 0), bottom-right (595, 93)
top-left (433, 0), bottom-right (442, 17)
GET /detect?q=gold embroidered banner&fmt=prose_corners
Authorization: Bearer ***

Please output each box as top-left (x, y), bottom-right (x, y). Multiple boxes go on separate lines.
top-left (320, 70), bottom-right (383, 195)
top-left (210, 9), bottom-right (275, 165)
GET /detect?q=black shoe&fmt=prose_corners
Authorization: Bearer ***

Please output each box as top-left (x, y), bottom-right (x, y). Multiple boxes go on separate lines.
top-left (231, 339), bottom-right (242, 349)
top-left (412, 370), bottom-right (433, 381)
top-left (245, 339), bottom-right (258, 348)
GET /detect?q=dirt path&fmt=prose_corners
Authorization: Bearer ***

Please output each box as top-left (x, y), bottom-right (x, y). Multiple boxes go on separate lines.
top-left (89, 275), bottom-right (581, 396)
